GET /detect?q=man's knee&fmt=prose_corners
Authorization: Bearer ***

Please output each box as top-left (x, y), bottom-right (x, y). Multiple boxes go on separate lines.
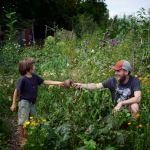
top-left (129, 103), bottom-right (140, 115)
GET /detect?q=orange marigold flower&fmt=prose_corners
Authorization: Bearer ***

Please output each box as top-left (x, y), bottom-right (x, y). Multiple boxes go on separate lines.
top-left (147, 90), bottom-right (150, 93)
top-left (136, 113), bottom-right (140, 117)
top-left (128, 122), bottom-right (131, 125)
top-left (121, 130), bottom-right (123, 132)
top-left (146, 124), bottom-right (149, 125)
top-left (143, 77), bottom-right (148, 80)
top-left (136, 126), bottom-right (139, 128)
top-left (139, 124), bottom-right (142, 127)
top-left (139, 78), bottom-right (142, 81)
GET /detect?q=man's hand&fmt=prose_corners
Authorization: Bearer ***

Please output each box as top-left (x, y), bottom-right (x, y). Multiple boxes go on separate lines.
top-left (113, 102), bottom-right (122, 113)
top-left (10, 104), bottom-right (16, 112)
top-left (73, 83), bottom-right (83, 89)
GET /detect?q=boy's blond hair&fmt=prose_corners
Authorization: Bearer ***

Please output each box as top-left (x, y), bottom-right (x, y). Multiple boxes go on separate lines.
top-left (19, 58), bottom-right (35, 75)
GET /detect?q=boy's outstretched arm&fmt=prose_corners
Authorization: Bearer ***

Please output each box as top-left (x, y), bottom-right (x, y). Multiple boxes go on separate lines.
top-left (74, 83), bottom-right (104, 90)
top-left (43, 80), bottom-right (64, 86)
top-left (10, 89), bottom-right (18, 111)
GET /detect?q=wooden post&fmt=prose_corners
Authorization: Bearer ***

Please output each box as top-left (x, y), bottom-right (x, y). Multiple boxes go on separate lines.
top-left (45, 25), bottom-right (47, 39)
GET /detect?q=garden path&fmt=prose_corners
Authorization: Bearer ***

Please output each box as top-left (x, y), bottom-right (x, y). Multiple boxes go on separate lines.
top-left (7, 114), bottom-right (22, 150)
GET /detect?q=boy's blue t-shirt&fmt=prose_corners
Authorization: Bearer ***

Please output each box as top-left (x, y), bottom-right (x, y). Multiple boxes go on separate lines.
top-left (16, 74), bottom-right (44, 103)
top-left (102, 75), bottom-right (141, 103)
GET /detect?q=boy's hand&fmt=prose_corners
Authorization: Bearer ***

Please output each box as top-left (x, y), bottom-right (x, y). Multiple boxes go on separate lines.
top-left (10, 104), bottom-right (16, 112)
top-left (59, 82), bottom-right (65, 87)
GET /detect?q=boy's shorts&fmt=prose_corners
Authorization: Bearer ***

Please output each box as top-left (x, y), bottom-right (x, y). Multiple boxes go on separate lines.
top-left (18, 100), bottom-right (35, 125)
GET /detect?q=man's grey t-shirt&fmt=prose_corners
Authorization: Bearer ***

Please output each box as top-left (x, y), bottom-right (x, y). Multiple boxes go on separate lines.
top-left (16, 74), bottom-right (44, 103)
top-left (102, 75), bottom-right (141, 103)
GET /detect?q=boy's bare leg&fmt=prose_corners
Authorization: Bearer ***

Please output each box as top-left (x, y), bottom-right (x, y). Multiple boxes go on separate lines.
top-left (24, 128), bottom-right (27, 138)
top-left (19, 125), bottom-right (25, 143)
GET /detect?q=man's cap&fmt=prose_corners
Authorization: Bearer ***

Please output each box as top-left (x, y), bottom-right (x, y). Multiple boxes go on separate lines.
top-left (111, 60), bottom-right (131, 71)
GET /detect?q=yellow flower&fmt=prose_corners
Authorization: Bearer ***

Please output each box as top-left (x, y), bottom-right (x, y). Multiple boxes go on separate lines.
top-left (136, 113), bottom-right (139, 117)
top-left (128, 122), bottom-right (131, 125)
top-left (21, 143), bottom-right (25, 147)
top-left (30, 117), bottom-right (33, 120)
top-left (38, 120), bottom-right (40, 122)
top-left (146, 124), bottom-right (149, 125)
top-left (135, 75), bottom-right (138, 77)
top-left (139, 124), bottom-right (142, 127)
top-left (23, 121), bottom-right (30, 127)
top-left (30, 122), bottom-right (36, 126)
top-left (43, 119), bottom-right (46, 122)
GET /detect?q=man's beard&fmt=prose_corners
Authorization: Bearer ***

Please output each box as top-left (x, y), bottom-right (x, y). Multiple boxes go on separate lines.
top-left (118, 74), bottom-right (126, 83)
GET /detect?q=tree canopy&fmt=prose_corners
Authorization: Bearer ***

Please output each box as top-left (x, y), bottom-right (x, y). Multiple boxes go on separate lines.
top-left (0, 0), bottom-right (109, 39)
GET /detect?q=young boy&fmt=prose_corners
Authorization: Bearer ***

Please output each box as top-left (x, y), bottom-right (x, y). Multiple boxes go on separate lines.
top-left (10, 58), bottom-right (64, 144)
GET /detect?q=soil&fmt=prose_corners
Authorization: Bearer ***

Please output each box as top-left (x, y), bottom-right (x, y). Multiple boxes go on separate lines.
top-left (6, 114), bottom-right (23, 150)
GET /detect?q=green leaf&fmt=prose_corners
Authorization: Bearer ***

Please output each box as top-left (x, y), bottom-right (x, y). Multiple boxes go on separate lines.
top-left (61, 133), bottom-right (70, 141)
top-left (10, 12), bottom-right (16, 15)
top-left (76, 146), bottom-right (87, 150)
top-left (12, 20), bottom-right (17, 24)
top-left (6, 23), bottom-right (13, 28)
top-left (126, 113), bottom-right (131, 117)
top-left (6, 14), bottom-right (11, 19)
top-left (84, 139), bottom-right (96, 150)
top-left (12, 17), bottom-right (17, 20)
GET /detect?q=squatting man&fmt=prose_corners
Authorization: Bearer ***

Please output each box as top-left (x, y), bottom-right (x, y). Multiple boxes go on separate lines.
top-left (74, 60), bottom-right (141, 119)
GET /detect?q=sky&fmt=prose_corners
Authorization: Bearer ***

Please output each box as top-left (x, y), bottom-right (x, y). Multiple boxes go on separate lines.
top-left (105, 0), bottom-right (150, 18)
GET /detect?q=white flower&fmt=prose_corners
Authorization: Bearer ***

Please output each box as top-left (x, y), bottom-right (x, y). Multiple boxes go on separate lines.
top-left (50, 73), bottom-right (55, 75)
top-left (67, 63), bottom-right (69, 67)
top-left (10, 79), bottom-right (13, 83)
top-left (91, 49), bottom-right (94, 53)
top-left (61, 73), bottom-right (64, 76)
top-left (8, 96), bottom-right (11, 101)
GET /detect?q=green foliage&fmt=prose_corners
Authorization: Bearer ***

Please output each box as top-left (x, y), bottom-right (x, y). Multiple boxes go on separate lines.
top-left (4, 11), bottom-right (18, 41)
top-left (74, 13), bottom-right (98, 36)
top-left (1, 8), bottom-right (150, 150)
top-left (0, 117), bottom-right (11, 149)
top-left (0, 11), bottom-right (21, 75)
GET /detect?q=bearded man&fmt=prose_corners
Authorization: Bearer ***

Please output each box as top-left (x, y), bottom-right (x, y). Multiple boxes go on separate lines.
top-left (74, 60), bottom-right (141, 119)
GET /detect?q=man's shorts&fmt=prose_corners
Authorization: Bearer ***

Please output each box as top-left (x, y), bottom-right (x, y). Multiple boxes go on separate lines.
top-left (18, 100), bottom-right (35, 125)
top-left (103, 104), bottom-right (141, 124)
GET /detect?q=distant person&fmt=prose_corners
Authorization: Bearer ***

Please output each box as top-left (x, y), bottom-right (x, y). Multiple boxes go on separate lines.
top-left (74, 60), bottom-right (141, 119)
top-left (10, 58), bottom-right (64, 144)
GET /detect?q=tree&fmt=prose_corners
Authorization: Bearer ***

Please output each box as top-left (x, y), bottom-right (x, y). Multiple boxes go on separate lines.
top-left (0, 0), bottom-right (109, 39)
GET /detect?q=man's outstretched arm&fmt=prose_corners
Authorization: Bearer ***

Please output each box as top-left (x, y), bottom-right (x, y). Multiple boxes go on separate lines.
top-left (74, 83), bottom-right (104, 90)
